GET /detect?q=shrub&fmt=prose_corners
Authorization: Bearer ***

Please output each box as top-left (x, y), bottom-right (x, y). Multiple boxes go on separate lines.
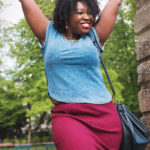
top-left (41, 136), bottom-right (50, 142)
top-left (21, 139), bottom-right (27, 144)
top-left (14, 139), bottom-right (20, 144)
top-left (31, 136), bottom-right (40, 143)
top-left (3, 138), bottom-right (10, 143)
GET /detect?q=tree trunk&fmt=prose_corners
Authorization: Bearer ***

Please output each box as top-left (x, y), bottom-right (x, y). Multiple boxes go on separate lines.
top-left (27, 123), bottom-right (31, 144)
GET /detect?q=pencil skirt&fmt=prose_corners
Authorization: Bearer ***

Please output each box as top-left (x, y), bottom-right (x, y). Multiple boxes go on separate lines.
top-left (51, 101), bottom-right (122, 150)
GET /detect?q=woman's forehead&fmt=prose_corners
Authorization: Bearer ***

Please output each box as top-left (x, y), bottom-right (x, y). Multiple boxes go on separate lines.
top-left (76, 1), bottom-right (89, 9)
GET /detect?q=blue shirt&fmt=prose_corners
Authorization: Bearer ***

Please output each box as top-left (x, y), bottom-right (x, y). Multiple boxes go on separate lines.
top-left (40, 22), bottom-right (112, 104)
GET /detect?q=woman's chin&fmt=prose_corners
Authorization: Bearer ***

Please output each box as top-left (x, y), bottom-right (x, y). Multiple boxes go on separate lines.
top-left (81, 29), bottom-right (91, 34)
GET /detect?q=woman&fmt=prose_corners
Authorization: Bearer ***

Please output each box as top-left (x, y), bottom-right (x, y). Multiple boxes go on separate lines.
top-left (19, 0), bottom-right (123, 149)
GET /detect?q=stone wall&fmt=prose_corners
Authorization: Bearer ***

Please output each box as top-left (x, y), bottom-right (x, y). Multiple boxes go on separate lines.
top-left (134, 0), bottom-right (150, 149)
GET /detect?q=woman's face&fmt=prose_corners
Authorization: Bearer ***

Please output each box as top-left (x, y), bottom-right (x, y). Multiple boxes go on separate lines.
top-left (67, 1), bottom-right (94, 37)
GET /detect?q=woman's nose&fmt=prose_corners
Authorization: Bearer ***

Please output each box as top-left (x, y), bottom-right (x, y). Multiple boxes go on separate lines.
top-left (83, 13), bottom-right (90, 20)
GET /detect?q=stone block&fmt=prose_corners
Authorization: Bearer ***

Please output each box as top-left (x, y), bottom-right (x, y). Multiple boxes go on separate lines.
top-left (135, 0), bottom-right (149, 10)
top-left (136, 32), bottom-right (150, 61)
top-left (141, 113), bottom-right (150, 129)
top-left (138, 89), bottom-right (150, 113)
top-left (137, 60), bottom-right (150, 84)
top-left (134, 1), bottom-right (150, 34)
top-left (140, 113), bottom-right (150, 150)
top-left (145, 144), bottom-right (150, 150)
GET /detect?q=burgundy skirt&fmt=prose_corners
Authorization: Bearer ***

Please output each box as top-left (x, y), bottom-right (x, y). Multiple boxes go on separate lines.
top-left (51, 101), bottom-right (122, 150)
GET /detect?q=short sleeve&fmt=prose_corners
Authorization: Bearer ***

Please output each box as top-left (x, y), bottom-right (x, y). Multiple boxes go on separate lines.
top-left (101, 45), bottom-right (104, 51)
top-left (38, 21), bottom-right (52, 49)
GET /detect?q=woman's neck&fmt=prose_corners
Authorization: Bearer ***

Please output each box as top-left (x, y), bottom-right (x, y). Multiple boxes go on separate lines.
top-left (63, 30), bottom-right (81, 41)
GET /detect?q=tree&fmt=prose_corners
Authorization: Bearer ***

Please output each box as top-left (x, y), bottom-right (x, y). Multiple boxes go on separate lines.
top-left (103, 0), bottom-right (140, 115)
top-left (5, 0), bottom-right (55, 140)
top-left (0, 0), bottom-right (4, 64)
top-left (0, 0), bottom-right (27, 139)
top-left (0, 78), bottom-right (27, 139)
top-left (102, 69), bottom-right (125, 102)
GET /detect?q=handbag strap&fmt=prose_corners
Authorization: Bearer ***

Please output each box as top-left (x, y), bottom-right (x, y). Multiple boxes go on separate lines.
top-left (88, 29), bottom-right (117, 100)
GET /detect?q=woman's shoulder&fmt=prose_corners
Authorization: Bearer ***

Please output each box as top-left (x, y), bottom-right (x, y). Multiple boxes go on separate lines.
top-left (45, 21), bottom-right (59, 40)
top-left (46, 21), bottom-right (57, 34)
top-left (39, 22), bottom-right (58, 49)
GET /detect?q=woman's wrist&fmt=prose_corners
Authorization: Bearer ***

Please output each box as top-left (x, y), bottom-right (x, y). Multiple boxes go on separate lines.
top-left (110, 0), bottom-right (122, 6)
top-left (19, 0), bottom-right (27, 2)
top-left (116, 0), bottom-right (123, 6)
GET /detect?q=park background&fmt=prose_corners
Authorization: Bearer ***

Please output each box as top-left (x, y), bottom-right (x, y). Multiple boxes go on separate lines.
top-left (0, 0), bottom-right (138, 146)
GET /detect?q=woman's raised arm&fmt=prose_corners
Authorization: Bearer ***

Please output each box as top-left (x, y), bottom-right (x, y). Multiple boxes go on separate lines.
top-left (94, 0), bottom-right (123, 46)
top-left (20, 0), bottom-right (50, 45)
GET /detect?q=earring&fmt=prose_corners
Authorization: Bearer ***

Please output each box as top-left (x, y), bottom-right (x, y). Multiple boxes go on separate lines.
top-left (65, 24), bottom-right (68, 30)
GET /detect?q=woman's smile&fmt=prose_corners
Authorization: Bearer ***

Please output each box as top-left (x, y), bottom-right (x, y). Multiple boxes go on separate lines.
top-left (80, 22), bottom-right (91, 29)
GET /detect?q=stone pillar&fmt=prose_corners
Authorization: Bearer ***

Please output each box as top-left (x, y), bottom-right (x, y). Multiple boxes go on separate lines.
top-left (134, 0), bottom-right (150, 149)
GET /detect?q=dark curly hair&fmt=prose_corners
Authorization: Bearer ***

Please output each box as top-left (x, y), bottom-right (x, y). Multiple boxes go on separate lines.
top-left (53, 0), bottom-right (100, 33)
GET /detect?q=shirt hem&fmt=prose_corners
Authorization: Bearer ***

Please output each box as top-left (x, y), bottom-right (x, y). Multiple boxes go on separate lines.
top-left (49, 95), bottom-right (112, 105)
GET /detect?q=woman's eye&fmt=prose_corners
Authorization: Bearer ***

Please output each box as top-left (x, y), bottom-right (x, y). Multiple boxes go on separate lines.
top-left (88, 12), bottom-right (93, 15)
top-left (76, 11), bottom-right (83, 15)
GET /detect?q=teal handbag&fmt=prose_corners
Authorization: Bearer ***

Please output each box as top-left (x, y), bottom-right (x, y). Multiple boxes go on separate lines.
top-left (117, 102), bottom-right (149, 150)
